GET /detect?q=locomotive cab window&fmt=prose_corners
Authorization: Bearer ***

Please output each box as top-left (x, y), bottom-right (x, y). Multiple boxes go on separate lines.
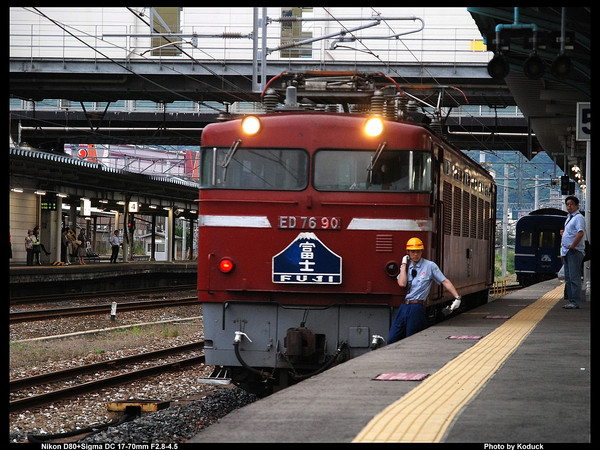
top-left (314, 149), bottom-right (431, 192)
top-left (199, 147), bottom-right (309, 190)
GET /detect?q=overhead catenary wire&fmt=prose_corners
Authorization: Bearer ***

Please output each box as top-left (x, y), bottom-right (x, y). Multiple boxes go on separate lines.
top-left (25, 7), bottom-right (252, 111)
top-left (14, 7), bottom-right (551, 165)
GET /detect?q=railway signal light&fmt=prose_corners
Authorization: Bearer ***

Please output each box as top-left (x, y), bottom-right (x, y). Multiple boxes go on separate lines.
top-left (523, 52), bottom-right (545, 80)
top-left (487, 53), bottom-right (510, 80)
top-left (560, 175), bottom-right (575, 195)
top-left (551, 53), bottom-right (572, 79)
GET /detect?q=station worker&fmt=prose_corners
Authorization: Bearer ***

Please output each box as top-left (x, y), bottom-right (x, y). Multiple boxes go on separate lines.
top-left (560, 195), bottom-right (586, 309)
top-left (387, 237), bottom-right (461, 344)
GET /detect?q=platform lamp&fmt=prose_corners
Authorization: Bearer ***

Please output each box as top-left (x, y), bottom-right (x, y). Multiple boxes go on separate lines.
top-left (487, 28), bottom-right (511, 80)
top-left (487, 53), bottom-right (510, 80)
top-left (551, 53), bottom-right (572, 79)
top-left (552, 8), bottom-right (572, 79)
top-left (523, 52), bottom-right (545, 79)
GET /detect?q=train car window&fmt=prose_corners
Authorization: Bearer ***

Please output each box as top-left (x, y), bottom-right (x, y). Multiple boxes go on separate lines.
top-left (313, 149), bottom-right (431, 192)
top-left (520, 230), bottom-right (533, 247)
top-left (454, 166), bottom-right (462, 181)
top-left (199, 147), bottom-right (309, 190)
top-left (463, 171), bottom-right (470, 186)
top-left (444, 159), bottom-right (452, 176)
top-left (412, 151), bottom-right (433, 191)
top-left (539, 231), bottom-right (556, 248)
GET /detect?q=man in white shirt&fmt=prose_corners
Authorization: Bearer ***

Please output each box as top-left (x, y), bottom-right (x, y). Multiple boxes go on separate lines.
top-left (560, 196), bottom-right (586, 309)
top-left (109, 230), bottom-right (121, 263)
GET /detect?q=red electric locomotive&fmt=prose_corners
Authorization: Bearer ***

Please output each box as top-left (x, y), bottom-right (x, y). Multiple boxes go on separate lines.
top-left (198, 72), bottom-right (497, 395)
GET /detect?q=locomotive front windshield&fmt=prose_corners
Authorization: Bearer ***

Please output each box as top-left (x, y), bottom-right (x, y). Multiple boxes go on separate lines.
top-left (314, 149), bottom-right (432, 192)
top-left (200, 147), bottom-right (309, 190)
top-left (199, 146), bottom-right (432, 192)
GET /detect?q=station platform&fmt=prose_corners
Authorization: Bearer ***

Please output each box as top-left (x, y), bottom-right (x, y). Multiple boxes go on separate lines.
top-left (9, 261), bottom-right (197, 298)
top-left (189, 279), bottom-right (590, 444)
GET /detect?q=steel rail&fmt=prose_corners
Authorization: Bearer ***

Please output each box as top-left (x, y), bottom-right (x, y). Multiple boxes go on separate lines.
top-left (9, 341), bottom-right (205, 412)
top-left (11, 285), bottom-right (197, 304)
top-left (10, 297), bottom-right (199, 323)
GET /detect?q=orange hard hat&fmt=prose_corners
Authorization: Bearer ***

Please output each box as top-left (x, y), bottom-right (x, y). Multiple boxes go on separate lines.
top-left (406, 237), bottom-right (424, 250)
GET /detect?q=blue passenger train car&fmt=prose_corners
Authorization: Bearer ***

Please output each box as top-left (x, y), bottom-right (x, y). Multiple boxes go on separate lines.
top-left (514, 208), bottom-right (567, 287)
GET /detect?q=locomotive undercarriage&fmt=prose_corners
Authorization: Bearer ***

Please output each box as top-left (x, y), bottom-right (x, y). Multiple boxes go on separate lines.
top-left (203, 289), bottom-right (489, 396)
top-left (202, 301), bottom-right (390, 396)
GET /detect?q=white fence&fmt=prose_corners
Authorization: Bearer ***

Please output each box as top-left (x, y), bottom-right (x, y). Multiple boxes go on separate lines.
top-left (10, 7), bottom-right (492, 65)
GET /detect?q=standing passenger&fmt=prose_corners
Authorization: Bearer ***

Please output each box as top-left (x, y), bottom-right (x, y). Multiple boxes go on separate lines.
top-left (560, 195), bottom-right (586, 309)
top-left (387, 237), bottom-right (462, 344)
top-left (67, 227), bottom-right (77, 264)
top-left (33, 225), bottom-right (51, 257)
top-left (109, 230), bottom-right (120, 263)
top-left (77, 228), bottom-right (87, 265)
top-left (24, 230), bottom-right (36, 266)
top-left (61, 228), bottom-right (70, 264)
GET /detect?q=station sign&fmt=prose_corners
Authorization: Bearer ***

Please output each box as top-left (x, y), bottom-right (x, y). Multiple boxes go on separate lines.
top-left (128, 201), bottom-right (139, 213)
top-left (272, 232), bottom-right (342, 284)
top-left (576, 102), bottom-right (590, 141)
top-left (41, 193), bottom-right (57, 211)
top-left (81, 198), bottom-right (91, 216)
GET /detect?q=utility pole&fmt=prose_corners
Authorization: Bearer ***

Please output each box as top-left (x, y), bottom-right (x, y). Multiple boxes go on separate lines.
top-left (502, 164), bottom-right (509, 278)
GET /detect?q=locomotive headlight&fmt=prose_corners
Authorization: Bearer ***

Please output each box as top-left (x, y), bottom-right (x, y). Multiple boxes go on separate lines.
top-left (219, 258), bottom-right (235, 273)
top-left (364, 116), bottom-right (384, 137)
top-left (241, 115), bottom-right (261, 135)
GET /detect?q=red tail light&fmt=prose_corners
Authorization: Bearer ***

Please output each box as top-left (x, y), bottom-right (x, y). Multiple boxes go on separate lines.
top-left (219, 258), bottom-right (234, 273)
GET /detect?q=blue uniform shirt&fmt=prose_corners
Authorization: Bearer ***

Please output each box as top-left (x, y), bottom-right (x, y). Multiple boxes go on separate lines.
top-left (561, 211), bottom-right (585, 256)
top-left (401, 258), bottom-right (447, 301)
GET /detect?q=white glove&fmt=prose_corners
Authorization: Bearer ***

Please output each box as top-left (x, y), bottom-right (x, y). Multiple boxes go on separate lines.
top-left (449, 297), bottom-right (461, 311)
top-left (402, 255), bottom-right (409, 265)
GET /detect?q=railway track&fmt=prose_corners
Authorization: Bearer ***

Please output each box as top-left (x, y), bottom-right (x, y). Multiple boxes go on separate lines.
top-left (9, 341), bottom-right (206, 412)
top-left (10, 285), bottom-right (197, 305)
top-left (10, 297), bottom-right (199, 323)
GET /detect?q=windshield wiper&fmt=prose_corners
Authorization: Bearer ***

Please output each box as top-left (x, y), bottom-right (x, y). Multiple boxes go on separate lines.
top-left (367, 141), bottom-right (387, 183)
top-left (220, 139), bottom-right (242, 181)
top-left (221, 139), bottom-right (242, 169)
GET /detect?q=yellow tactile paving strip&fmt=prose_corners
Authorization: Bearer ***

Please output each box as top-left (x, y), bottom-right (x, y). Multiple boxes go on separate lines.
top-left (353, 285), bottom-right (563, 443)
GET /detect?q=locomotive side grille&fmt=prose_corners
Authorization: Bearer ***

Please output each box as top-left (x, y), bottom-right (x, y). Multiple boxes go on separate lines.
top-left (478, 198), bottom-right (484, 239)
top-left (443, 181), bottom-right (452, 235)
top-left (470, 194), bottom-right (477, 238)
top-left (453, 186), bottom-right (462, 236)
top-left (376, 234), bottom-right (393, 252)
top-left (462, 191), bottom-right (470, 237)
top-left (484, 201), bottom-right (491, 240)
